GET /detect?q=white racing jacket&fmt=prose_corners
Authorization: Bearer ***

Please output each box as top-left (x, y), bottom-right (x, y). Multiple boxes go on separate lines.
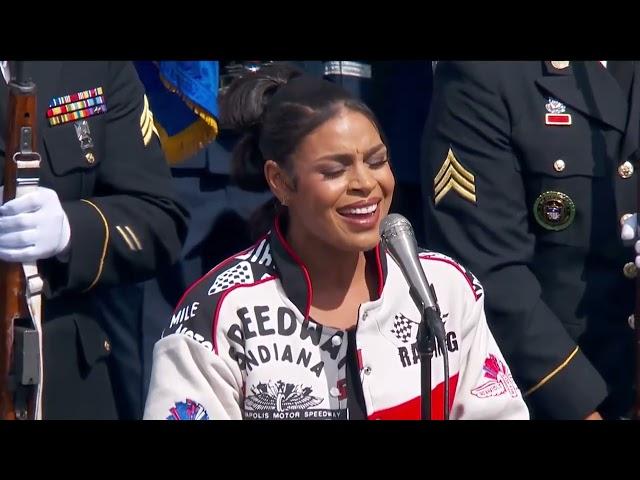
top-left (144, 218), bottom-right (529, 420)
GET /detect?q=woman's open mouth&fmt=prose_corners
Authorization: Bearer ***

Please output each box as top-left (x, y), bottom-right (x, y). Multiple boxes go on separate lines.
top-left (337, 199), bottom-right (381, 229)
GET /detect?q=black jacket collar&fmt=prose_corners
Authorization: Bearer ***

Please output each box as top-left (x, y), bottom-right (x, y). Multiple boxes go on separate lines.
top-left (269, 215), bottom-right (388, 319)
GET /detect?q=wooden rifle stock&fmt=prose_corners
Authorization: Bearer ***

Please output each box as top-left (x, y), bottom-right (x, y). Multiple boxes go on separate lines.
top-left (0, 62), bottom-right (39, 420)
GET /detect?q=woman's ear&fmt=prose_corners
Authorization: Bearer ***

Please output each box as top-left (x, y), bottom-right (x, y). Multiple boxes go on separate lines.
top-left (264, 160), bottom-right (294, 206)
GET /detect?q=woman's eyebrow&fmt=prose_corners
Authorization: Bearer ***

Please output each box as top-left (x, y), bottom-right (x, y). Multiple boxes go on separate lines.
top-left (363, 143), bottom-right (386, 159)
top-left (315, 144), bottom-right (387, 164)
top-left (314, 153), bottom-right (354, 165)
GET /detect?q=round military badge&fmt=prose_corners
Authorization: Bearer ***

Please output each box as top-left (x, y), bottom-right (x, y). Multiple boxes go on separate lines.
top-left (533, 191), bottom-right (576, 231)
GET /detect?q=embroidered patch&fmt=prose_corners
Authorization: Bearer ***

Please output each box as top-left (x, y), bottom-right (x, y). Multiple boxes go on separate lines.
top-left (471, 354), bottom-right (520, 399)
top-left (434, 148), bottom-right (476, 205)
top-left (166, 399), bottom-right (209, 420)
top-left (140, 94), bottom-right (159, 146)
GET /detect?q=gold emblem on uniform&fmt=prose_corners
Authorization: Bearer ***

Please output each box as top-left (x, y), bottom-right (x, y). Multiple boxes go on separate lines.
top-left (533, 191), bottom-right (575, 231)
top-left (618, 161), bottom-right (634, 179)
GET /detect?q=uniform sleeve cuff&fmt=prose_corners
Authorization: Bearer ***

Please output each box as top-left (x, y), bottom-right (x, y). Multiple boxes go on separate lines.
top-left (40, 199), bottom-right (109, 297)
top-left (525, 346), bottom-right (608, 419)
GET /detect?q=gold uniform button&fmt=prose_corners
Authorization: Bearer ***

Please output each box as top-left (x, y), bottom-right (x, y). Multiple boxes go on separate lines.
top-left (85, 152), bottom-right (95, 164)
top-left (553, 159), bottom-right (566, 172)
top-left (620, 213), bottom-right (634, 226)
top-left (104, 340), bottom-right (111, 353)
top-left (623, 262), bottom-right (637, 279)
top-left (618, 161), bottom-right (634, 179)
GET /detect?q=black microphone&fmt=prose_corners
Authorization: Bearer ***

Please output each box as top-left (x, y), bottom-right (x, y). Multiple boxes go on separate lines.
top-left (380, 213), bottom-right (449, 420)
top-left (379, 213), bottom-right (446, 341)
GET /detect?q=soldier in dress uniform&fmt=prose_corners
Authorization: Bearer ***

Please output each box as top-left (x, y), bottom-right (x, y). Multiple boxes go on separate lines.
top-left (420, 61), bottom-right (640, 419)
top-left (0, 61), bottom-right (188, 419)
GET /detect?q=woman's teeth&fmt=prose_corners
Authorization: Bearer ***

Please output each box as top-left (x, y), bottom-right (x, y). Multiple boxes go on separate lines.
top-left (341, 204), bottom-right (378, 215)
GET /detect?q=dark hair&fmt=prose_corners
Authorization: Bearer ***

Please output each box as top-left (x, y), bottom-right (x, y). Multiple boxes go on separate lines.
top-left (218, 61), bottom-right (387, 236)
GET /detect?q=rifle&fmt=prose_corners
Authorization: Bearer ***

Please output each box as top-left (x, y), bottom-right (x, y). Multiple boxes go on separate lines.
top-left (0, 61), bottom-right (43, 420)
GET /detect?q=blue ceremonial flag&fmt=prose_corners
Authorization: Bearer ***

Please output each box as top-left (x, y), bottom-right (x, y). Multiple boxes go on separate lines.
top-left (135, 61), bottom-right (219, 164)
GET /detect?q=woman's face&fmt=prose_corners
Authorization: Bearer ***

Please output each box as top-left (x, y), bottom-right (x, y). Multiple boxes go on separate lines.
top-left (284, 107), bottom-right (395, 253)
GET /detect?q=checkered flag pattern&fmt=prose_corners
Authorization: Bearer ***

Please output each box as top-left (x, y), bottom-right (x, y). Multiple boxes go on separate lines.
top-left (391, 313), bottom-right (414, 343)
top-left (209, 261), bottom-right (254, 295)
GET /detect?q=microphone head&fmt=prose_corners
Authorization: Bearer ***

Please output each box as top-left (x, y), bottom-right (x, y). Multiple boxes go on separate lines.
top-left (380, 213), bottom-right (414, 243)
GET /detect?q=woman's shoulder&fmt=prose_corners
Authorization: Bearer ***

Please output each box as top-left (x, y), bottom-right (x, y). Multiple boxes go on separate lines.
top-left (179, 235), bottom-right (278, 306)
top-left (163, 236), bottom-right (279, 343)
top-left (415, 248), bottom-right (484, 302)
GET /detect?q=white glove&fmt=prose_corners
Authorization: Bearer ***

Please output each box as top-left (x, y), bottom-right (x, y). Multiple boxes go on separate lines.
top-left (620, 213), bottom-right (640, 268)
top-left (0, 186), bottom-right (71, 262)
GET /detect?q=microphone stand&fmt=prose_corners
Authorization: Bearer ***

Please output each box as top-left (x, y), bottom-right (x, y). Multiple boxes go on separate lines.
top-left (417, 303), bottom-right (436, 420)
top-left (415, 298), bottom-right (450, 421)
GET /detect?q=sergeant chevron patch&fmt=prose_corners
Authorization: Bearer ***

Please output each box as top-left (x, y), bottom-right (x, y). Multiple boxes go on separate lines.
top-left (434, 148), bottom-right (476, 205)
top-left (140, 94), bottom-right (159, 146)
